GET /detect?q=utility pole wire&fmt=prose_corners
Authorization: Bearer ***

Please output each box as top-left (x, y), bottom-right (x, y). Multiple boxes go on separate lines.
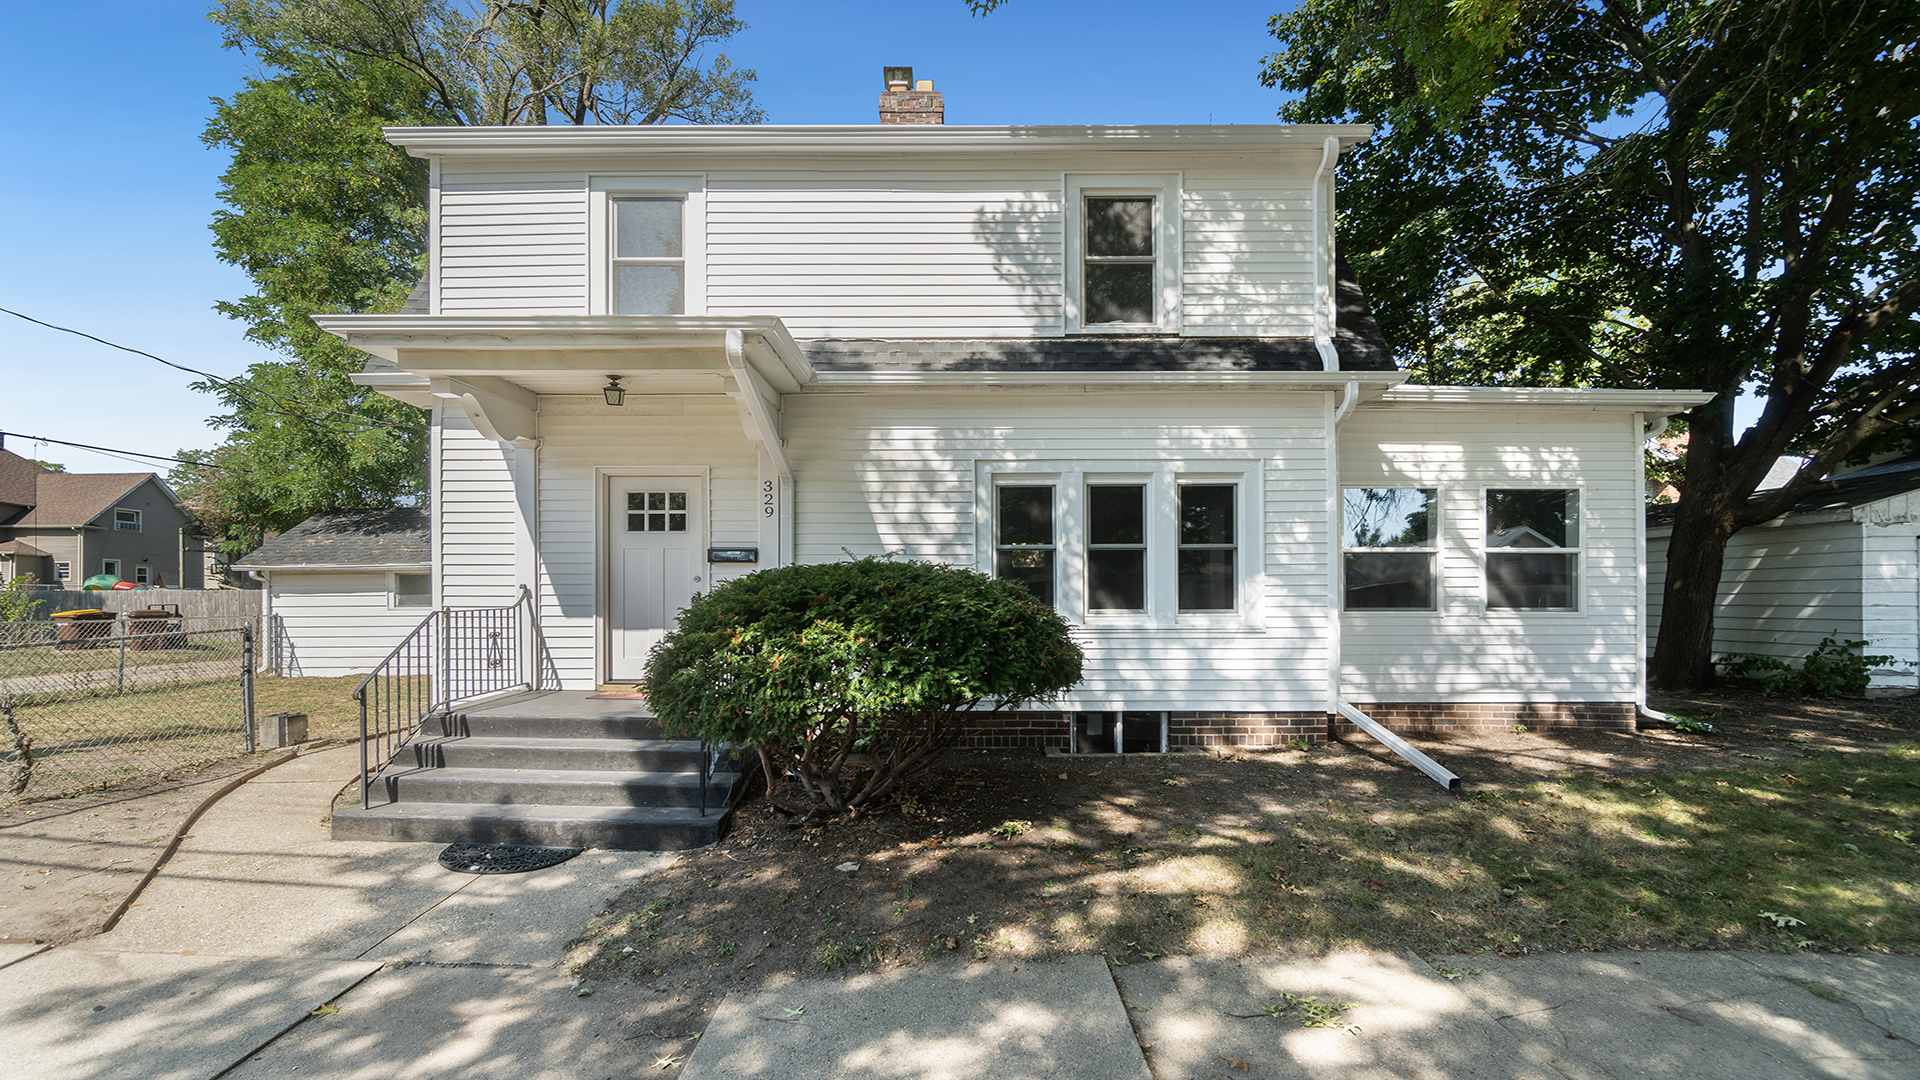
top-left (0, 430), bottom-right (224, 471)
top-left (0, 306), bottom-right (426, 434)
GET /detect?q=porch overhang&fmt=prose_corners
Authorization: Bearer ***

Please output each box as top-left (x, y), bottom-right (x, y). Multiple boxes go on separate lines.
top-left (318, 314), bottom-right (813, 474)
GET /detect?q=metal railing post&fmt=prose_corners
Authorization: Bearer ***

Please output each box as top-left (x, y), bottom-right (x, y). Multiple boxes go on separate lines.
top-left (241, 623), bottom-right (256, 753)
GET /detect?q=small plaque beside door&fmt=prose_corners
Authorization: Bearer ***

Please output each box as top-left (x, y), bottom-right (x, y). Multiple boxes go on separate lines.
top-left (708, 547), bottom-right (758, 564)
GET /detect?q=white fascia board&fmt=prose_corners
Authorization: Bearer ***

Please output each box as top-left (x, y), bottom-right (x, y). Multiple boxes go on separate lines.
top-left (383, 123), bottom-right (1375, 158)
top-left (805, 369), bottom-right (1407, 393)
top-left (314, 314), bottom-right (815, 394)
top-left (1373, 386), bottom-right (1715, 411)
top-left (230, 562), bottom-right (432, 572)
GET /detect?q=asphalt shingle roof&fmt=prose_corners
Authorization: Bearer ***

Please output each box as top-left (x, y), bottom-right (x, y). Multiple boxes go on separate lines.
top-left (12, 473), bottom-right (152, 527)
top-left (1648, 458), bottom-right (1920, 526)
top-left (232, 508), bottom-right (430, 569)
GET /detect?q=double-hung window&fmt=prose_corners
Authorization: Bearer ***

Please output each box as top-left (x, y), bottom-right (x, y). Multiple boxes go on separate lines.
top-left (134, 565), bottom-right (151, 585)
top-left (1086, 485), bottom-right (1146, 611)
top-left (1066, 175), bottom-right (1181, 334)
top-left (1485, 489), bottom-right (1580, 610)
top-left (987, 465), bottom-right (1252, 622)
top-left (995, 485), bottom-right (1056, 607)
top-left (1342, 488), bottom-right (1438, 610)
top-left (611, 198), bottom-right (685, 314)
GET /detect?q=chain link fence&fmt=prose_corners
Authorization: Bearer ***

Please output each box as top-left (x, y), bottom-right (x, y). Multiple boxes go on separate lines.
top-left (1, 614), bottom-right (255, 805)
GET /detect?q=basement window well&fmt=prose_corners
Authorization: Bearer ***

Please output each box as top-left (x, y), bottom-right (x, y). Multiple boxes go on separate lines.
top-left (1069, 711), bottom-right (1170, 754)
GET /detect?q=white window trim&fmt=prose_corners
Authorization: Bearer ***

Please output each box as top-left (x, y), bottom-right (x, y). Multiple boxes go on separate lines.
top-left (975, 458), bottom-right (1260, 629)
top-left (1340, 487), bottom-right (1440, 613)
top-left (1479, 483), bottom-right (1588, 616)
top-left (1064, 173), bottom-right (1183, 335)
top-left (390, 571), bottom-right (434, 610)
top-left (133, 565), bottom-right (151, 585)
top-left (587, 175), bottom-right (707, 316)
top-left (114, 507), bottom-right (141, 532)
top-left (101, 559), bottom-right (121, 579)
top-left (55, 561), bottom-right (70, 582)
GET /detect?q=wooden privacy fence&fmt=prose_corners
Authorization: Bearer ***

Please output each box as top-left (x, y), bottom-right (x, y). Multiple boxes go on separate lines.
top-left (20, 590), bottom-right (262, 659)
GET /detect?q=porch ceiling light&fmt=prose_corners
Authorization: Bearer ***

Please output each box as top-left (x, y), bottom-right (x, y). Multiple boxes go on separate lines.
top-left (602, 375), bottom-right (625, 406)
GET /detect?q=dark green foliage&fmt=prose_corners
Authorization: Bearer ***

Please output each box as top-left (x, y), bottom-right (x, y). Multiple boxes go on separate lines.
top-left (1718, 636), bottom-right (1895, 696)
top-left (645, 558), bottom-right (1083, 813)
top-left (1264, 0), bottom-right (1920, 687)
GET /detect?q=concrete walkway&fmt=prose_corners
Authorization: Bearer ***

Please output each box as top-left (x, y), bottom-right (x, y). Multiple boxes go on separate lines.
top-left (4, 743), bottom-right (1917, 1080)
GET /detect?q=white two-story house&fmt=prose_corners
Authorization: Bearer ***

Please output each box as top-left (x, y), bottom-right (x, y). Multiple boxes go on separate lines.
top-left (319, 77), bottom-right (1707, 753)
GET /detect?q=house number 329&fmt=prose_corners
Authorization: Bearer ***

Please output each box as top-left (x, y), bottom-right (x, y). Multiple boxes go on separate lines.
top-left (762, 480), bottom-right (775, 517)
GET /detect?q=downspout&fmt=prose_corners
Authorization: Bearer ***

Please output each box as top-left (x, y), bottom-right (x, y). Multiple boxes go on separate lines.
top-left (1312, 136), bottom-right (1342, 371)
top-left (1326, 380), bottom-right (1359, 719)
top-left (1636, 413), bottom-right (1676, 728)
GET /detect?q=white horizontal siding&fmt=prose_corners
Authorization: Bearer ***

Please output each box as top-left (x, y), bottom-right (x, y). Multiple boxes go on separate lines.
top-left (438, 175), bottom-right (587, 313)
top-left (1339, 408), bottom-right (1642, 702)
top-left (535, 395), bottom-right (761, 689)
top-left (269, 573), bottom-right (424, 677)
top-left (438, 408), bottom-right (523, 606)
top-left (432, 153), bottom-right (1325, 337)
top-left (782, 390), bottom-right (1334, 712)
top-left (1645, 514), bottom-right (1920, 688)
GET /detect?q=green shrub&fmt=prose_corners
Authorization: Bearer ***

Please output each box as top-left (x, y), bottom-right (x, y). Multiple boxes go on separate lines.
top-left (645, 557), bottom-right (1083, 813)
top-left (0, 575), bottom-right (47, 622)
top-left (1717, 635), bottom-right (1895, 696)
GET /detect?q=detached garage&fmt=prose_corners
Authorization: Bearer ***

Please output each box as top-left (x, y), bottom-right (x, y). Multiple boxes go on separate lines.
top-left (234, 508), bottom-right (431, 677)
top-left (1648, 457), bottom-right (1920, 694)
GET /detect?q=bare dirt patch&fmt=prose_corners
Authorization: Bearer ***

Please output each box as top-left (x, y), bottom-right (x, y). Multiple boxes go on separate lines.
top-left (568, 691), bottom-right (1920, 1064)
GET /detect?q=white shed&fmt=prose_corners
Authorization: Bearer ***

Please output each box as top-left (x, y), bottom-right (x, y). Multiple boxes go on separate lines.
top-left (233, 509), bottom-right (432, 678)
top-left (1647, 458), bottom-right (1920, 693)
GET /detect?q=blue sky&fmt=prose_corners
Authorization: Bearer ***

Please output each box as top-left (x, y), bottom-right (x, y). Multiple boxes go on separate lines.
top-left (0, 1), bottom-right (1295, 474)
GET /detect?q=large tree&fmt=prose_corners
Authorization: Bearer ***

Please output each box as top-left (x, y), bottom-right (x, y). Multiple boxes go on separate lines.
top-left (1264, 0), bottom-right (1919, 687)
top-left (188, 0), bottom-right (762, 555)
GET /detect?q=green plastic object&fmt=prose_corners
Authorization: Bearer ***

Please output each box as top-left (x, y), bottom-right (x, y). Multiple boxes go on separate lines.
top-left (82, 575), bottom-right (122, 591)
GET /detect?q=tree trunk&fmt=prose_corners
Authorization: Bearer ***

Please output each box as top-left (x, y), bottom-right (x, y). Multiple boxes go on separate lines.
top-left (1648, 503), bottom-right (1738, 690)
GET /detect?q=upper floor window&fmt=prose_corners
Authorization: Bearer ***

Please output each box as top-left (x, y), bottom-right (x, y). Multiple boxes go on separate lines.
top-left (1066, 175), bottom-right (1182, 334)
top-left (1486, 489), bottom-right (1580, 610)
top-left (1343, 488), bottom-right (1437, 610)
top-left (114, 508), bottom-right (141, 532)
top-left (612, 197), bottom-right (685, 314)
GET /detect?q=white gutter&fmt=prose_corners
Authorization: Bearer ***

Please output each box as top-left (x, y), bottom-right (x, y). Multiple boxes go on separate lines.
top-left (1311, 136), bottom-right (1342, 371)
top-left (232, 563), bottom-right (432, 572)
top-left (806, 370), bottom-right (1407, 391)
top-left (383, 123), bottom-right (1376, 157)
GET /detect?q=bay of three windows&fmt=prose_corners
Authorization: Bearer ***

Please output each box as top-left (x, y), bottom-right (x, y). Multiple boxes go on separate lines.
top-left (995, 481), bottom-right (1237, 614)
top-left (1342, 488), bottom-right (1581, 611)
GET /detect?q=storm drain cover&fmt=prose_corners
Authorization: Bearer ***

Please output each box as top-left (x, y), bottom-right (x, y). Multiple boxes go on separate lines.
top-left (438, 843), bottom-right (583, 875)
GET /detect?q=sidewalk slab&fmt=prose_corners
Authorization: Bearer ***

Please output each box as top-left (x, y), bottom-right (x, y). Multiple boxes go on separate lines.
top-left (0, 947), bottom-right (380, 1080)
top-left (0, 941), bottom-right (48, 971)
top-left (1115, 950), bottom-right (1920, 1080)
top-left (222, 963), bottom-right (646, 1080)
top-left (679, 954), bottom-right (1151, 1080)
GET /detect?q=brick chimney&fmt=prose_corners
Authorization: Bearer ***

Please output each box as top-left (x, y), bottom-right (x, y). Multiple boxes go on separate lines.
top-left (879, 66), bottom-right (943, 125)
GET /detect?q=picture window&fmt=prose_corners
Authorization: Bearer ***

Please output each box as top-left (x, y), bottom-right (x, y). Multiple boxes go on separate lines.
top-left (1342, 488), bottom-right (1438, 610)
top-left (1485, 489), bottom-right (1580, 610)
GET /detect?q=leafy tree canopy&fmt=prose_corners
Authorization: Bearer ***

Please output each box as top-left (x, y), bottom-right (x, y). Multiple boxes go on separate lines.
top-left (187, 1), bottom-right (763, 555)
top-left (1265, 0), bottom-right (1919, 686)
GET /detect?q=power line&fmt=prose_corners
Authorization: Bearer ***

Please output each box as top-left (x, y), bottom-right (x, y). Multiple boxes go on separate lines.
top-left (0, 430), bottom-right (222, 471)
top-left (0, 306), bottom-right (426, 434)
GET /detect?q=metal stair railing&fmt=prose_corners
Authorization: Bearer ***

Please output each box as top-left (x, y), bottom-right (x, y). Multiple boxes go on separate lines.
top-left (352, 585), bottom-right (541, 808)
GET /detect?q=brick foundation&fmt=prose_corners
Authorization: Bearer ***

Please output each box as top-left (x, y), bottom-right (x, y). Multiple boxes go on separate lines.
top-left (1339, 701), bottom-right (1637, 734)
top-left (957, 701), bottom-right (1637, 751)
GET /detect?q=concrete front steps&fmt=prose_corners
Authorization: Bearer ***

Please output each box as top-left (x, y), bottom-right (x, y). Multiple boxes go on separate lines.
top-left (331, 691), bottom-right (743, 851)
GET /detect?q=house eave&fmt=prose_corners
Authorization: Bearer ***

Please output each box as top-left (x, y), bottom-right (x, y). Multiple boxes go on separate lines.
top-left (231, 561), bottom-right (433, 573)
top-left (1374, 386), bottom-right (1715, 411)
top-left (382, 123), bottom-right (1376, 158)
top-left (805, 369), bottom-right (1409, 392)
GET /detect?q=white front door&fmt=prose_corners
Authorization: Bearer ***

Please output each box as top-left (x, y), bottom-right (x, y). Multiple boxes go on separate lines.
top-left (608, 476), bottom-right (704, 682)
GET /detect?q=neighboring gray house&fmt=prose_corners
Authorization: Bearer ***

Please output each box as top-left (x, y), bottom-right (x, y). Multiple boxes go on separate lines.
top-left (0, 448), bottom-right (204, 589)
top-left (232, 508), bottom-right (431, 677)
top-left (1648, 457), bottom-right (1920, 693)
